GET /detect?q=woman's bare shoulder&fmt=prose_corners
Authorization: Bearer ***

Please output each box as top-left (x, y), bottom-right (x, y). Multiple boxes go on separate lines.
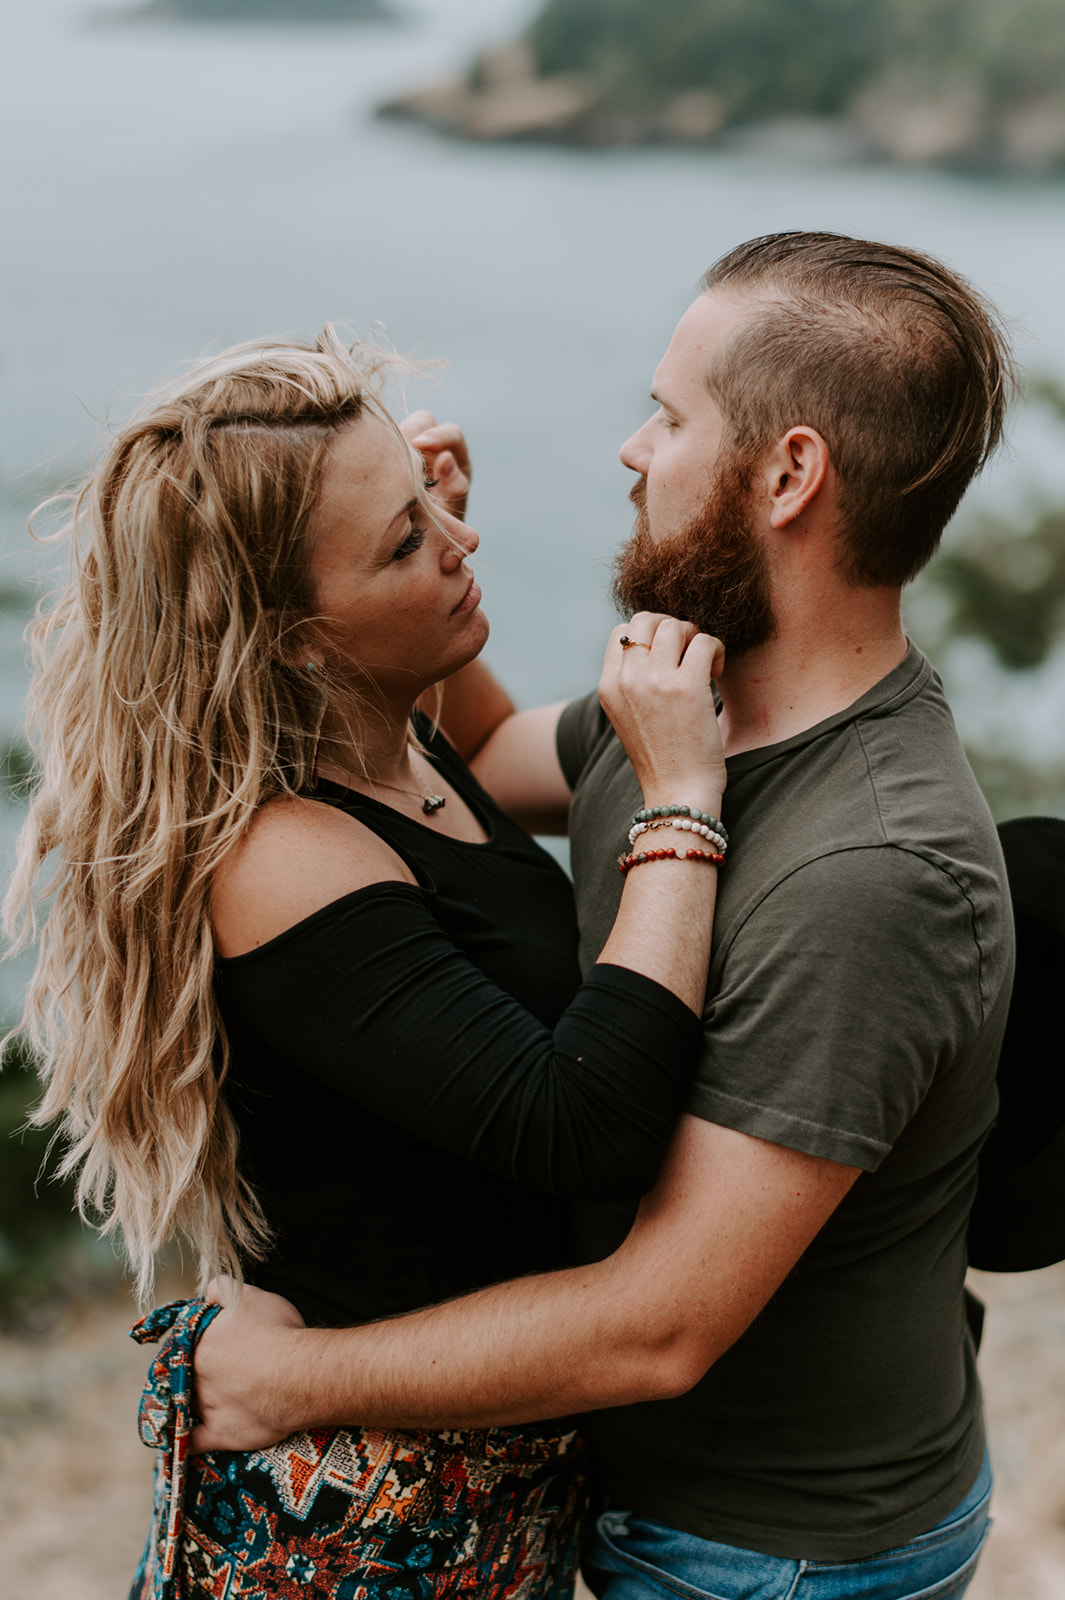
top-left (211, 794), bottom-right (416, 959)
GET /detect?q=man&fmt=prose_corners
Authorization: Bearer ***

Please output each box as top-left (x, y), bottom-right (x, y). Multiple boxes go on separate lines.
top-left (195, 233), bottom-right (1015, 1596)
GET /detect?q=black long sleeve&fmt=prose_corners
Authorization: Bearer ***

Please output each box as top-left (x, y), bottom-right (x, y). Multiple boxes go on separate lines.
top-left (218, 883), bottom-right (700, 1202)
top-left (215, 719), bottom-right (703, 1325)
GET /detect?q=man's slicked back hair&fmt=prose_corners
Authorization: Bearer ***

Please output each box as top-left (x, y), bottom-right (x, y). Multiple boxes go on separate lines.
top-left (701, 232), bottom-right (1016, 586)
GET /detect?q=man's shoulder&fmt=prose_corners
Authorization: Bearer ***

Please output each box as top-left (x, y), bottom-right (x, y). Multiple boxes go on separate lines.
top-left (557, 689), bottom-right (615, 791)
top-left (724, 656), bottom-right (1004, 906)
top-left (709, 658), bottom-right (1014, 1089)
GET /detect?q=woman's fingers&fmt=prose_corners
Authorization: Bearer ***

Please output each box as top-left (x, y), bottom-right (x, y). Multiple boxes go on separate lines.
top-left (404, 419), bottom-right (472, 520)
top-left (676, 628), bottom-right (726, 684)
top-left (406, 420), bottom-right (472, 480)
top-left (400, 409), bottom-right (438, 441)
top-left (428, 450), bottom-right (470, 518)
top-left (604, 614), bottom-right (721, 683)
top-left (410, 418), bottom-right (470, 461)
top-left (599, 614), bottom-right (726, 806)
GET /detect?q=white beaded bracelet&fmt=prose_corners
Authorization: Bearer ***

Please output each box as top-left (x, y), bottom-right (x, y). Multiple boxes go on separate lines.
top-left (629, 817), bottom-right (727, 853)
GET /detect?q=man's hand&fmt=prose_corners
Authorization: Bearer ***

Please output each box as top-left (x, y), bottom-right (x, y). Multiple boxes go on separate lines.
top-left (190, 1281), bottom-right (307, 1455)
top-left (185, 1121), bottom-right (859, 1439)
top-left (402, 410), bottom-right (471, 523)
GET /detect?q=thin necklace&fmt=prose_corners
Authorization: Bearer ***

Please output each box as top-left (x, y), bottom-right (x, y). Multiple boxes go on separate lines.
top-left (320, 759), bottom-right (447, 815)
top-left (370, 776), bottom-right (447, 815)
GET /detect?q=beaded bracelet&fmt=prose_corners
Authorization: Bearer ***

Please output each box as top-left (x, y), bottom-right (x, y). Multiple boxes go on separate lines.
top-left (618, 845), bottom-right (725, 876)
top-left (632, 804), bottom-right (728, 845)
top-left (629, 817), bottom-right (728, 853)
top-left (629, 817), bottom-right (728, 850)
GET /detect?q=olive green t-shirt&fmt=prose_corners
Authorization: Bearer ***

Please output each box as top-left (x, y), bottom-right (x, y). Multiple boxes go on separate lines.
top-left (557, 645), bottom-right (1013, 1562)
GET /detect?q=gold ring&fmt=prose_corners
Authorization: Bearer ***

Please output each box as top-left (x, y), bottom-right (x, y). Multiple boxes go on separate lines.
top-left (619, 636), bottom-right (651, 651)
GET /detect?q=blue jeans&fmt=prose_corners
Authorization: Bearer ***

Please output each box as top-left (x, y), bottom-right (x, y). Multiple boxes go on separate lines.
top-left (584, 1453), bottom-right (992, 1600)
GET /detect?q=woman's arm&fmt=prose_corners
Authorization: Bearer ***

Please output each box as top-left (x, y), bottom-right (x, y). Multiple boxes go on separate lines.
top-left (217, 890), bottom-right (701, 1200)
top-left (211, 615), bottom-right (725, 1199)
top-left (418, 653), bottom-right (573, 839)
top-left (406, 415), bottom-right (572, 829)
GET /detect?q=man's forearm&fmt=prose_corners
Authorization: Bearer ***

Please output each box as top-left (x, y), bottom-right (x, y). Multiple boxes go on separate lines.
top-left (193, 1123), bottom-right (858, 1454)
top-left (425, 658), bottom-right (516, 763)
top-left (206, 1253), bottom-right (698, 1444)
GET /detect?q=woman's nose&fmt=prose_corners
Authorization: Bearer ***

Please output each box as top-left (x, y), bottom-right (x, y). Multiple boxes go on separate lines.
top-left (440, 513), bottom-right (479, 568)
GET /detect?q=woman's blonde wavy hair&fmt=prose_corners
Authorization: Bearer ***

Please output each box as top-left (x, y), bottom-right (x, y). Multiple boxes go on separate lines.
top-left (4, 327), bottom-right (426, 1301)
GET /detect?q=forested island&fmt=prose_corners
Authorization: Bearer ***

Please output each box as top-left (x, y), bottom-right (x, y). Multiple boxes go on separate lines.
top-left (381, 0), bottom-right (1065, 172)
top-left (115, 0), bottom-right (392, 22)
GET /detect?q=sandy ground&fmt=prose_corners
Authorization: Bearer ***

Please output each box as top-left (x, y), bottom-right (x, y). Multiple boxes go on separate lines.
top-left (1, 1266), bottom-right (1063, 1600)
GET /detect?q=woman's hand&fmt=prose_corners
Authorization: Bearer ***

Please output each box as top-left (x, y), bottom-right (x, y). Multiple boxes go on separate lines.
top-left (189, 1279), bottom-right (308, 1455)
top-left (402, 410), bottom-right (471, 523)
top-left (598, 613), bottom-right (727, 815)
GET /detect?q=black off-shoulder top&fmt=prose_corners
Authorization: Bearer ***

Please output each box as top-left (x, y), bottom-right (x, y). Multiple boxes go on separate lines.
top-left (215, 719), bottom-right (700, 1327)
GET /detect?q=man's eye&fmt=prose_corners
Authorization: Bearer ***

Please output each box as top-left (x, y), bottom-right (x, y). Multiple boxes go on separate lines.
top-left (392, 526), bottom-right (426, 561)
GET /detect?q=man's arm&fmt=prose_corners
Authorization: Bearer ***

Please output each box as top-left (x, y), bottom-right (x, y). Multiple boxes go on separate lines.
top-left (424, 656), bottom-right (517, 765)
top-left (423, 661), bottom-right (572, 836)
top-left (191, 1116), bottom-right (858, 1450)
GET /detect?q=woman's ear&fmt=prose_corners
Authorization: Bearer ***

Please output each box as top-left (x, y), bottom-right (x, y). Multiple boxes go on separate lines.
top-left (269, 611), bottom-right (321, 674)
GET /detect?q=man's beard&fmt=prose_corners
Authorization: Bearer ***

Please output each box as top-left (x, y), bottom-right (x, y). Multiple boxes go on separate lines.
top-left (612, 456), bottom-right (776, 659)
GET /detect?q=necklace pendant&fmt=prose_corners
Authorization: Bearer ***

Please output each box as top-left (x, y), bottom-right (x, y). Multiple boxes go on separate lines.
top-left (422, 793), bottom-right (447, 814)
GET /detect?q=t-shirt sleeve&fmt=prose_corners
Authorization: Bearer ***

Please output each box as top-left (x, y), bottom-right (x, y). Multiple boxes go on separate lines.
top-left (218, 882), bottom-right (702, 1201)
top-left (556, 689), bottom-right (610, 792)
top-left (688, 845), bottom-right (987, 1170)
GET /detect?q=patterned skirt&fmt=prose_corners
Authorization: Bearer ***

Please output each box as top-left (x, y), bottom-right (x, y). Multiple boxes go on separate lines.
top-left (129, 1301), bottom-right (589, 1600)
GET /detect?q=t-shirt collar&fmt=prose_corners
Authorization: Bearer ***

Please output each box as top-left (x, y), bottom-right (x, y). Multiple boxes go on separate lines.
top-left (723, 641), bottom-right (932, 779)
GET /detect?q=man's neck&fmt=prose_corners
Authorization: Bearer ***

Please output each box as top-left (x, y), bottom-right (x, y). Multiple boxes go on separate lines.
top-left (716, 603), bottom-right (907, 759)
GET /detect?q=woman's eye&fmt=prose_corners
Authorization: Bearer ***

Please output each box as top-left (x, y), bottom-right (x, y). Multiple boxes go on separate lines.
top-left (392, 525), bottom-right (426, 561)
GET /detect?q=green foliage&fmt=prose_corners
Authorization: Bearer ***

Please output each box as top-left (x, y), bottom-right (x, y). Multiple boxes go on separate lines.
top-left (0, 1038), bottom-right (114, 1325)
top-left (0, 583), bottom-right (32, 614)
top-left (926, 381), bottom-right (1065, 673)
top-left (0, 735), bottom-right (38, 806)
top-left (529, 0), bottom-right (882, 117)
top-left (931, 509), bottom-right (1065, 671)
top-left (904, 377), bottom-right (1065, 821)
top-left (526, 0), bottom-right (1065, 125)
top-left (963, 747), bottom-right (1065, 823)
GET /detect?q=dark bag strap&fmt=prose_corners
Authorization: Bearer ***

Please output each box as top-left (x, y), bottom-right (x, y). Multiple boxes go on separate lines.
top-left (967, 816), bottom-right (1065, 1272)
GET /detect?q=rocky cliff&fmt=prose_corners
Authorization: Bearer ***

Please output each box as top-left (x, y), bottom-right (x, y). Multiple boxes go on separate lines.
top-left (380, 0), bottom-right (1065, 173)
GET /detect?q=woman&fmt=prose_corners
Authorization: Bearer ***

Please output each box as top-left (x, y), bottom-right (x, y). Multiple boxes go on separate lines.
top-left (5, 330), bottom-right (727, 1599)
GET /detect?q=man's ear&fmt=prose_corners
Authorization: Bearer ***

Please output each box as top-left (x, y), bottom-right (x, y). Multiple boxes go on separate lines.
top-left (760, 427), bottom-right (830, 529)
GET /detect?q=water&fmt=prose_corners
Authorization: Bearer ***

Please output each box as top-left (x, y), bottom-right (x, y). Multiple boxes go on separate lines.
top-left (2, 0), bottom-right (1065, 820)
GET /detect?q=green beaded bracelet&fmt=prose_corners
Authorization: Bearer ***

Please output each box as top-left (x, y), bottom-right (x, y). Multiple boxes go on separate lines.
top-left (631, 804), bottom-right (728, 844)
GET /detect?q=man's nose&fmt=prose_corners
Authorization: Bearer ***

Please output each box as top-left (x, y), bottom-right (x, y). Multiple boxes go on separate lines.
top-left (620, 423), bottom-right (651, 474)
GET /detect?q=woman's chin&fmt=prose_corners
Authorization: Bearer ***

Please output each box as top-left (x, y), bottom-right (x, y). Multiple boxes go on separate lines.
top-left (444, 610), bottom-right (490, 679)
top-left (464, 606), bottom-right (491, 655)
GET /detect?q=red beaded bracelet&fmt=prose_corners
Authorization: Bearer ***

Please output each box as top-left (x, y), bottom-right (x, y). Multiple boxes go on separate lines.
top-left (617, 846), bottom-right (725, 876)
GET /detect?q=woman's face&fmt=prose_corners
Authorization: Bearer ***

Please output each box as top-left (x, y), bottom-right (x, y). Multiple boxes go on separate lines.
top-left (306, 415), bottom-right (487, 699)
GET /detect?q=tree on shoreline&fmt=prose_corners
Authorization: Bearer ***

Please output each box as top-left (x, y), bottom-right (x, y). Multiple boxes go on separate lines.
top-left (521, 0), bottom-right (1065, 166)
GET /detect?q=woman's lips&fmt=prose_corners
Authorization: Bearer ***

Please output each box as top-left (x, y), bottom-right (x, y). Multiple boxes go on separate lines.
top-left (452, 579), bottom-right (481, 616)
